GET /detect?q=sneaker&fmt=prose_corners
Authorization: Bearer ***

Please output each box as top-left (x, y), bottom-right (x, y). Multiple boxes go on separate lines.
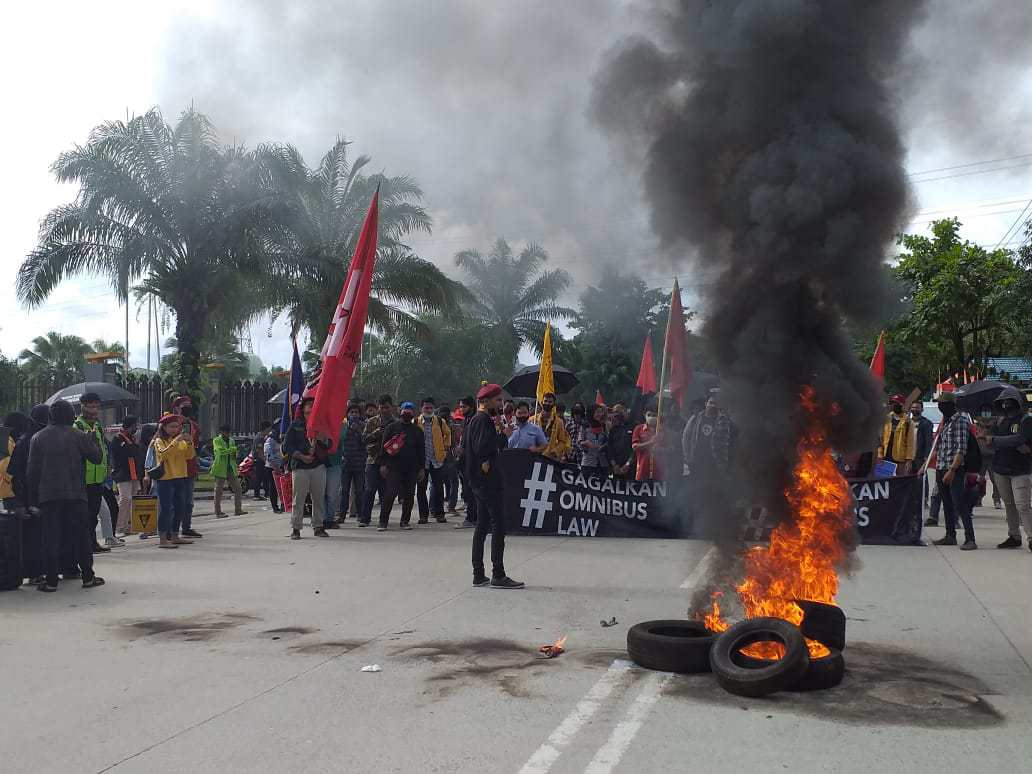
top-left (933, 535), bottom-right (957, 546)
top-left (490, 576), bottom-right (525, 590)
top-left (400, 524), bottom-right (414, 531)
top-left (37, 582), bottom-right (58, 593)
top-left (454, 520), bottom-right (475, 529)
top-left (314, 528), bottom-right (330, 537)
top-left (358, 521), bottom-right (369, 528)
top-left (215, 512), bottom-right (229, 519)
top-left (924, 518), bottom-right (938, 527)
top-left (93, 542), bottom-right (111, 554)
top-left (82, 576), bottom-right (106, 588)
top-left (290, 529), bottom-right (301, 540)
top-left (473, 575), bottom-right (491, 587)
top-left (377, 526), bottom-right (388, 532)
top-left (234, 510), bottom-right (249, 516)
top-left (182, 529), bottom-right (203, 539)
top-left (103, 537), bottom-right (121, 548)
top-left (417, 518), bottom-right (429, 525)
top-left (323, 522), bottom-right (340, 530)
top-left (447, 507), bottom-right (458, 516)
top-left (994, 501), bottom-right (1003, 510)
top-left (997, 536), bottom-right (1022, 549)
top-left (960, 540), bottom-right (978, 551)
top-left (435, 516), bottom-right (448, 523)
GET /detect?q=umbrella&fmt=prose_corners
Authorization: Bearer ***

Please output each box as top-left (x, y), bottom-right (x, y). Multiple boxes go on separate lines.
top-left (45, 381), bottom-right (137, 407)
top-left (503, 365), bottom-right (579, 398)
top-left (268, 387), bottom-right (287, 405)
top-left (954, 379), bottom-right (1011, 413)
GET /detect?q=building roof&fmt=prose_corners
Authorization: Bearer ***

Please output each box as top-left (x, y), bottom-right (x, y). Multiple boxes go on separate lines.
top-left (987, 357), bottom-right (1032, 383)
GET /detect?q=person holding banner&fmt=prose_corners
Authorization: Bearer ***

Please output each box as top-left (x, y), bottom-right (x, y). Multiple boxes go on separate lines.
top-left (632, 408), bottom-right (663, 481)
top-left (879, 394), bottom-right (916, 475)
top-left (531, 392), bottom-right (571, 463)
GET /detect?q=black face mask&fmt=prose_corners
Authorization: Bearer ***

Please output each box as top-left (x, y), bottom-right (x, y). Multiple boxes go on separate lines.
top-left (542, 404), bottom-right (554, 413)
top-left (516, 416), bottom-right (528, 425)
top-left (939, 403), bottom-right (956, 418)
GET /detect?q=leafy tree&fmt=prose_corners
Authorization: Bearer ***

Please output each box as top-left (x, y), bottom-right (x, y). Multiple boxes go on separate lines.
top-left (17, 108), bottom-right (272, 399)
top-left (455, 239), bottom-right (576, 369)
top-left (18, 332), bottom-right (94, 384)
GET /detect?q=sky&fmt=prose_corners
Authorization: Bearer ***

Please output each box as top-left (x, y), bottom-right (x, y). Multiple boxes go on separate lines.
top-left (2, 0), bottom-right (1031, 372)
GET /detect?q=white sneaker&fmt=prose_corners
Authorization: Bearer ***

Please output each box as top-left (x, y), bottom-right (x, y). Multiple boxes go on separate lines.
top-left (103, 537), bottom-right (122, 548)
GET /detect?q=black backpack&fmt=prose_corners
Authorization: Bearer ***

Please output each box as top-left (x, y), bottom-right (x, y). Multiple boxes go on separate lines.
top-left (963, 425), bottom-right (982, 473)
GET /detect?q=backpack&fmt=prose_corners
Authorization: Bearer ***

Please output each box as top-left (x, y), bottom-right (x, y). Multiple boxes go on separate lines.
top-left (963, 424), bottom-right (982, 473)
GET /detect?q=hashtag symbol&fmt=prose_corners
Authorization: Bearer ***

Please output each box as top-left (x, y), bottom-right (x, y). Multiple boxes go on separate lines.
top-left (521, 461), bottom-right (557, 529)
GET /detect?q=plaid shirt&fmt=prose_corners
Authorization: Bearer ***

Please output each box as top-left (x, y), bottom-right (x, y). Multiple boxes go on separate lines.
top-left (936, 412), bottom-right (971, 472)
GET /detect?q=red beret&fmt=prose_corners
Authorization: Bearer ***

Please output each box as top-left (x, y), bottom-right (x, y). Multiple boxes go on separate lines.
top-left (477, 383), bottom-right (502, 401)
top-left (890, 394), bottom-right (906, 404)
top-left (158, 413), bottom-right (180, 425)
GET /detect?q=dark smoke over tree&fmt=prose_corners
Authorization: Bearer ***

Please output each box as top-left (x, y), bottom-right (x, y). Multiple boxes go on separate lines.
top-left (593, 1), bottom-right (925, 600)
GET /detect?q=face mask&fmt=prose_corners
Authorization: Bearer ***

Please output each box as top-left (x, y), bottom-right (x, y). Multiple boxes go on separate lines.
top-left (939, 403), bottom-right (956, 418)
top-left (517, 416), bottom-right (528, 425)
top-left (542, 404), bottom-right (553, 413)
top-left (422, 410), bottom-right (434, 418)
top-left (980, 409), bottom-right (993, 418)
top-left (646, 416), bottom-right (657, 427)
top-left (401, 411), bottom-right (414, 421)
top-left (348, 415), bottom-right (362, 426)
top-left (892, 405), bottom-right (903, 415)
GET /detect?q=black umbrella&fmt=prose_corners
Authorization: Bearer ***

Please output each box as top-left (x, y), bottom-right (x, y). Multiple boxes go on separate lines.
top-left (268, 387), bottom-right (287, 405)
top-left (45, 381), bottom-right (137, 407)
top-left (503, 365), bottom-right (579, 398)
top-left (954, 379), bottom-right (1011, 413)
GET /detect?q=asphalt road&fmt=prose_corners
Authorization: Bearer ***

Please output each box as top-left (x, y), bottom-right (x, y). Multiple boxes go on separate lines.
top-left (2, 498), bottom-right (1030, 773)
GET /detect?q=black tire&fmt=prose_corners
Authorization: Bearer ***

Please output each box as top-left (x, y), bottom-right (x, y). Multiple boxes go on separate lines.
top-left (627, 620), bottom-right (714, 673)
top-left (795, 599), bottom-right (846, 650)
top-left (709, 617), bottom-right (810, 697)
top-left (732, 647), bottom-right (845, 692)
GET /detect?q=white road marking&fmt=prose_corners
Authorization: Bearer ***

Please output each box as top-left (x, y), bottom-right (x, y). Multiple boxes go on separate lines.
top-left (583, 671), bottom-right (673, 774)
top-left (517, 659), bottom-right (634, 774)
top-left (680, 544), bottom-right (717, 589)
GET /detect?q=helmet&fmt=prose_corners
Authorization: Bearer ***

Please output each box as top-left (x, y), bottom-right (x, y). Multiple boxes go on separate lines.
top-left (992, 385), bottom-right (1025, 413)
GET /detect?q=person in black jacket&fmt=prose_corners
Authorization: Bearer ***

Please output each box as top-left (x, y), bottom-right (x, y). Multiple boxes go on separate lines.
top-left (110, 415), bottom-right (145, 537)
top-left (982, 386), bottom-right (1032, 550)
top-left (8, 405), bottom-right (50, 583)
top-left (607, 403), bottom-right (634, 480)
top-left (377, 401), bottom-right (425, 530)
top-left (465, 383), bottom-right (523, 589)
top-left (28, 400), bottom-right (105, 591)
top-left (281, 397), bottom-right (331, 540)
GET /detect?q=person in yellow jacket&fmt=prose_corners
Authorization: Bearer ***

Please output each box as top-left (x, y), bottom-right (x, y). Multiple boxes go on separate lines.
top-left (532, 392), bottom-right (571, 463)
top-left (878, 393), bottom-right (916, 474)
top-left (212, 423), bottom-right (247, 518)
top-left (416, 397), bottom-right (452, 522)
top-left (152, 413), bottom-right (196, 549)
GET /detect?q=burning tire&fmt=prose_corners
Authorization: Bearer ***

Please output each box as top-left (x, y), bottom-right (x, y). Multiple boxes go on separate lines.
top-left (709, 617), bottom-right (810, 697)
top-left (733, 647), bottom-right (845, 692)
top-left (627, 620), bottom-right (714, 673)
top-left (795, 600), bottom-right (846, 650)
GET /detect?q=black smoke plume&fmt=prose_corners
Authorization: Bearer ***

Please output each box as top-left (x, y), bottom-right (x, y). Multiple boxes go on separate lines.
top-left (593, 1), bottom-right (925, 608)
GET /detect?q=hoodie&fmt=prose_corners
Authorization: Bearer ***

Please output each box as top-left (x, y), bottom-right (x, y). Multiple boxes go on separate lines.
top-left (8, 405), bottom-right (50, 505)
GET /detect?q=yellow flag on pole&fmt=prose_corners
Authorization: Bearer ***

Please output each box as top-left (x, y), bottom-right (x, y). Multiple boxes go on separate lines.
top-left (536, 322), bottom-right (555, 404)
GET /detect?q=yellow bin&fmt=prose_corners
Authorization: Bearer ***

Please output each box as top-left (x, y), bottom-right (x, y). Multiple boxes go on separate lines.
top-left (130, 495), bottom-right (159, 534)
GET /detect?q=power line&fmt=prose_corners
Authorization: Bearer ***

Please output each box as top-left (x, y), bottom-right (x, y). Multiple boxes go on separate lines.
top-left (993, 198), bottom-right (1032, 251)
top-left (908, 151), bottom-right (1032, 178)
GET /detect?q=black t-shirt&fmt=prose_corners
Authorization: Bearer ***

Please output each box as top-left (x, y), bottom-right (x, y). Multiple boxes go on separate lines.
top-left (991, 414), bottom-right (1032, 476)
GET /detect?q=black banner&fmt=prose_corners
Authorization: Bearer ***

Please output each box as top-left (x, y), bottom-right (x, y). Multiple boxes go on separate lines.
top-left (499, 450), bottom-right (921, 545)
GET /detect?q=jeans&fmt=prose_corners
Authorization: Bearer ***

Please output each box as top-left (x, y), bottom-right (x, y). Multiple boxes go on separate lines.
top-left (417, 463), bottom-right (446, 518)
top-left (994, 472), bottom-right (1032, 539)
top-left (181, 477), bottom-right (195, 531)
top-left (291, 466), bottom-right (326, 531)
top-left (41, 499), bottom-right (94, 585)
top-left (324, 464), bottom-right (343, 524)
top-left (156, 478), bottom-right (190, 536)
top-left (936, 469), bottom-right (975, 540)
top-left (342, 468), bottom-right (365, 520)
top-left (116, 480), bottom-right (141, 533)
top-left (261, 465), bottom-right (280, 510)
top-left (443, 460), bottom-right (459, 510)
top-left (214, 469), bottom-right (243, 515)
top-left (471, 483), bottom-right (506, 579)
top-left (362, 463), bottom-right (385, 525)
top-left (381, 467), bottom-right (419, 527)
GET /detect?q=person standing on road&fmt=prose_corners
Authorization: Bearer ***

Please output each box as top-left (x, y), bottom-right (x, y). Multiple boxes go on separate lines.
top-left (879, 394), bottom-right (916, 474)
top-left (152, 413), bottom-right (197, 549)
top-left (532, 392), bottom-right (571, 463)
top-left (466, 383), bottom-right (523, 589)
top-left (507, 401), bottom-right (548, 452)
top-left (931, 391), bottom-right (977, 550)
top-left (632, 408), bottom-right (663, 481)
top-left (73, 392), bottom-right (115, 551)
top-left (282, 397), bottom-right (330, 540)
top-left (607, 403), bottom-right (634, 480)
top-left (252, 420), bottom-right (273, 503)
top-left (28, 400), bottom-right (105, 591)
top-left (454, 396), bottom-right (478, 529)
top-left (377, 401), bottom-right (425, 531)
top-left (416, 396), bottom-right (451, 524)
top-left (577, 404), bottom-right (609, 479)
top-left (264, 428), bottom-right (287, 514)
top-left (982, 386), bottom-right (1032, 551)
top-left (339, 401), bottom-right (367, 523)
top-left (212, 424), bottom-right (247, 518)
top-left (171, 396), bottom-right (204, 540)
top-left (438, 405), bottom-right (460, 516)
top-left (110, 415), bottom-right (145, 538)
top-left (322, 417), bottom-right (346, 530)
top-left (360, 395), bottom-right (395, 527)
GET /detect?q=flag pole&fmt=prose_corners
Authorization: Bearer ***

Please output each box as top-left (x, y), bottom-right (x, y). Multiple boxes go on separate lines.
top-left (656, 279), bottom-right (676, 435)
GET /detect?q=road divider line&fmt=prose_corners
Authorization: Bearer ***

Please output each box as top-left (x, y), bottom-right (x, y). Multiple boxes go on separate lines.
top-left (680, 545), bottom-right (717, 589)
top-left (517, 659), bottom-right (634, 774)
top-left (583, 671), bottom-right (672, 774)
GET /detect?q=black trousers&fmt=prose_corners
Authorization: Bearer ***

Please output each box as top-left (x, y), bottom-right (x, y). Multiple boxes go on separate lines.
top-left (459, 470), bottom-right (478, 523)
top-left (417, 464), bottom-right (446, 518)
top-left (470, 483), bottom-right (505, 579)
top-left (380, 467), bottom-right (419, 527)
top-left (41, 499), bottom-right (94, 585)
top-left (86, 483), bottom-right (104, 544)
top-left (259, 465), bottom-right (279, 509)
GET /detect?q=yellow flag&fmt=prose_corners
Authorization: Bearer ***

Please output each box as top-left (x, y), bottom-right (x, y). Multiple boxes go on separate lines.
top-left (536, 322), bottom-right (555, 404)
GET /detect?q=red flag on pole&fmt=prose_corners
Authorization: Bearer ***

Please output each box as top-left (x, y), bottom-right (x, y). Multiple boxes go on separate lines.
top-left (636, 335), bottom-right (657, 394)
top-left (595, 389), bottom-right (605, 406)
top-left (308, 188), bottom-right (380, 449)
top-left (869, 331), bottom-right (885, 379)
top-left (664, 278), bottom-right (692, 410)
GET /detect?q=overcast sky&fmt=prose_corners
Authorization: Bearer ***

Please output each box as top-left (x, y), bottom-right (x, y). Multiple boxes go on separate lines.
top-left (3, 0), bottom-right (1031, 371)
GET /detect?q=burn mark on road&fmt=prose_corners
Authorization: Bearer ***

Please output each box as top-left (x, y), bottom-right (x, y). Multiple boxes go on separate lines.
top-left (394, 639), bottom-right (556, 698)
top-left (666, 641), bottom-right (1003, 727)
top-left (264, 626), bottom-right (318, 636)
top-left (119, 613), bottom-right (259, 643)
top-left (288, 640), bottom-right (364, 655)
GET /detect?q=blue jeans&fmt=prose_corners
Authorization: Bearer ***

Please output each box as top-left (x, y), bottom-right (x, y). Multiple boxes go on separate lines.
top-left (157, 478), bottom-right (189, 536)
top-left (181, 477), bottom-right (195, 531)
top-left (342, 468), bottom-right (365, 518)
top-left (324, 464), bottom-right (343, 524)
top-left (936, 469), bottom-right (975, 540)
top-left (443, 460), bottom-right (459, 510)
top-left (361, 462), bottom-right (385, 525)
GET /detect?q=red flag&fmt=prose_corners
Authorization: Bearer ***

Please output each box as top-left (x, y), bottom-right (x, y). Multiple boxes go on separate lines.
top-left (595, 389), bottom-right (605, 406)
top-left (664, 279), bottom-right (692, 410)
top-left (308, 188), bottom-right (379, 449)
top-left (636, 335), bottom-right (657, 394)
top-left (869, 331), bottom-right (885, 379)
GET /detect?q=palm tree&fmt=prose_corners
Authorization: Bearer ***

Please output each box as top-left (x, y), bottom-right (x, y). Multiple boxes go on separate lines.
top-left (17, 108), bottom-right (272, 398)
top-left (258, 140), bottom-right (468, 344)
top-left (18, 332), bottom-right (94, 384)
top-left (455, 239), bottom-right (576, 369)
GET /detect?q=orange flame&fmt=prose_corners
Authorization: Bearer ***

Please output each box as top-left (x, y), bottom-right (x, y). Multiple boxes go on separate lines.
top-left (703, 386), bottom-right (850, 659)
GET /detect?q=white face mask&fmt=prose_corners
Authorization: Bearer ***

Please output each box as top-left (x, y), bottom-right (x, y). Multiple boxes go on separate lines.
top-left (646, 416), bottom-right (657, 427)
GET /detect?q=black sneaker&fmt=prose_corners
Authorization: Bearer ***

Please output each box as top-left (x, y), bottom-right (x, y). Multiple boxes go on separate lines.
top-left (435, 516), bottom-right (448, 523)
top-left (93, 542), bottom-right (111, 554)
top-left (314, 528), bottom-right (330, 537)
top-left (182, 529), bottom-right (203, 539)
top-left (997, 536), bottom-right (1022, 549)
top-left (924, 518), bottom-right (938, 527)
top-left (933, 535), bottom-right (957, 546)
top-left (37, 582), bottom-right (58, 593)
top-left (454, 520), bottom-right (475, 530)
top-left (290, 529), bottom-right (301, 540)
top-left (82, 576), bottom-right (106, 589)
top-left (960, 540), bottom-right (978, 551)
top-left (473, 575), bottom-right (491, 587)
top-left (417, 518), bottom-right (429, 525)
top-left (358, 521), bottom-right (369, 527)
top-left (490, 576), bottom-right (525, 589)
top-left (323, 522), bottom-right (340, 530)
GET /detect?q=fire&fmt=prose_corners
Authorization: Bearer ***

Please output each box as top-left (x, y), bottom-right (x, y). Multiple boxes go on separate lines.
top-left (539, 635), bottom-right (567, 659)
top-left (703, 387), bottom-right (852, 659)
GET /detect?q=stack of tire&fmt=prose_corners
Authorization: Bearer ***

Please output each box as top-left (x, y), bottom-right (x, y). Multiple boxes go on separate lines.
top-left (627, 600), bottom-right (846, 697)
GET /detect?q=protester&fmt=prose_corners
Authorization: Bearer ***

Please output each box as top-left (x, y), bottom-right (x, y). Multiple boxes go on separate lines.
top-left (982, 386), bottom-right (1032, 551)
top-left (454, 396), bottom-right (477, 529)
top-left (252, 420), bottom-right (274, 503)
top-left (1, 412), bottom-right (30, 511)
top-left (152, 413), bottom-right (197, 549)
top-left (110, 415), bottom-right (145, 538)
top-left (566, 402), bottom-right (587, 464)
top-left (264, 427), bottom-right (287, 513)
top-left (377, 401), bottom-right (425, 531)
top-left (532, 392), bottom-right (571, 463)
top-left (465, 383), bottom-right (523, 589)
top-left (577, 404), bottom-right (609, 478)
top-left (438, 405), bottom-right (460, 515)
top-left (681, 392), bottom-right (736, 533)
top-left (361, 395), bottom-right (395, 528)
top-left (911, 401), bottom-right (934, 472)
top-left (212, 423), bottom-right (247, 518)
top-left (414, 396), bottom-right (451, 524)
top-left (501, 399), bottom-right (518, 434)
top-left (632, 408), bottom-right (663, 481)
top-left (608, 403), bottom-right (635, 480)
top-left (322, 415), bottom-right (346, 530)
top-left (338, 401), bottom-right (367, 523)
top-left (931, 391), bottom-right (976, 550)
top-left (73, 392), bottom-right (115, 551)
top-left (171, 396), bottom-right (203, 539)
top-left (879, 394), bottom-right (916, 474)
top-left (3, 411), bottom-right (44, 584)
top-left (28, 400), bottom-right (105, 590)
top-left (507, 401), bottom-right (548, 452)
top-left (282, 396), bottom-right (330, 540)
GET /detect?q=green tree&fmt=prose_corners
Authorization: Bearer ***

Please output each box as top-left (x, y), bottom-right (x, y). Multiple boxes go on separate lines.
top-left (455, 239), bottom-right (576, 370)
top-left (17, 108), bottom-right (272, 399)
top-left (18, 332), bottom-right (94, 384)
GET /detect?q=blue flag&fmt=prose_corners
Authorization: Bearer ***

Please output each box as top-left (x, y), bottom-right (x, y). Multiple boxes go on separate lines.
top-left (280, 339), bottom-right (304, 434)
